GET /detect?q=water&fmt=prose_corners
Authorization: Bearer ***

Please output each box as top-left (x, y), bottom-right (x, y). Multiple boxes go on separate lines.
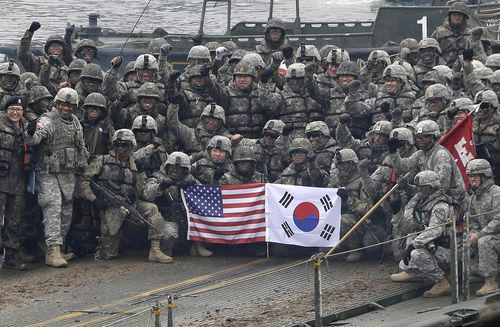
top-left (0, 0), bottom-right (399, 45)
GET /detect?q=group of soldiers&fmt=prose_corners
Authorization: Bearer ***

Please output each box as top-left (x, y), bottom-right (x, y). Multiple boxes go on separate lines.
top-left (0, 1), bottom-right (499, 300)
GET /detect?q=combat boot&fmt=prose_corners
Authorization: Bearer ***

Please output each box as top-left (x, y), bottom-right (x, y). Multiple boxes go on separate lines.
top-left (45, 245), bottom-right (68, 268)
top-left (390, 271), bottom-right (422, 283)
top-left (190, 242), bottom-right (213, 257)
top-left (345, 251), bottom-right (362, 263)
top-left (423, 279), bottom-right (450, 298)
top-left (476, 278), bottom-right (498, 297)
top-left (149, 240), bottom-right (173, 264)
top-left (3, 252), bottom-right (27, 271)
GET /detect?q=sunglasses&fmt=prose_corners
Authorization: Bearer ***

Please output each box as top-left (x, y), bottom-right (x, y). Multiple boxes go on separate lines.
top-left (306, 132), bottom-right (322, 139)
top-left (114, 142), bottom-right (130, 148)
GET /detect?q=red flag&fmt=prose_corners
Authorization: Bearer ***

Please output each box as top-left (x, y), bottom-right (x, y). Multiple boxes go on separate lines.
top-left (439, 115), bottom-right (475, 188)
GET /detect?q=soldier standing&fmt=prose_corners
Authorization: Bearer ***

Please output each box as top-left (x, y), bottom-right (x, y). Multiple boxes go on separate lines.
top-left (0, 61), bottom-right (23, 110)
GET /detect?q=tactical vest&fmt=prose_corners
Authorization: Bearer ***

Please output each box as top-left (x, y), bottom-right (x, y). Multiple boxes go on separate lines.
top-left (34, 110), bottom-right (85, 173)
top-left (83, 121), bottom-right (111, 157)
top-left (474, 121), bottom-right (500, 173)
top-left (279, 89), bottom-right (323, 129)
top-left (0, 117), bottom-right (23, 174)
top-left (96, 153), bottom-right (136, 198)
top-left (226, 84), bottom-right (265, 138)
top-left (373, 91), bottom-right (416, 123)
top-left (0, 85), bottom-right (22, 111)
top-left (180, 88), bottom-right (215, 128)
top-left (435, 26), bottom-right (469, 66)
top-left (135, 146), bottom-right (167, 178)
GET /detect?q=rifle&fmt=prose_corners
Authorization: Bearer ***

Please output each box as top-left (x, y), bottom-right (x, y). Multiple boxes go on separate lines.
top-left (90, 180), bottom-right (161, 233)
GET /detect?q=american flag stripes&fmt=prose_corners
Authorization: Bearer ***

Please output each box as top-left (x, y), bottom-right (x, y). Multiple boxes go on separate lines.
top-left (182, 183), bottom-right (266, 244)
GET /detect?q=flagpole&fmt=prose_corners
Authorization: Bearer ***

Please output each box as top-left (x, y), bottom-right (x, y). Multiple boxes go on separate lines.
top-left (324, 172), bottom-right (411, 258)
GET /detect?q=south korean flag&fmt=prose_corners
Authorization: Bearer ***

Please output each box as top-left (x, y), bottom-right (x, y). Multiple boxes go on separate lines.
top-left (265, 184), bottom-right (341, 247)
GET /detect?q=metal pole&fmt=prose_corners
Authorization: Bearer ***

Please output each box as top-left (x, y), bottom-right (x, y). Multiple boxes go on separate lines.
top-left (226, 0), bottom-right (231, 36)
top-left (167, 294), bottom-right (174, 327)
top-left (198, 0), bottom-right (208, 35)
top-left (450, 213), bottom-right (459, 304)
top-left (294, 0), bottom-right (301, 33)
top-left (153, 301), bottom-right (162, 327)
top-left (462, 212), bottom-right (470, 301)
top-left (268, 0), bottom-right (274, 21)
top-left (312, 254), bottom-right (323, 327)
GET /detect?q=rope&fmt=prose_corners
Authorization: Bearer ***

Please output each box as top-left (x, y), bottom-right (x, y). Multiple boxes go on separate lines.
top-left (120, 0), bottom-right (154, 55)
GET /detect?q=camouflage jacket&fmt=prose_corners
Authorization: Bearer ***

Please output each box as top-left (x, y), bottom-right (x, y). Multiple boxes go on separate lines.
top-left (470, 178), bottom-right (500, 238)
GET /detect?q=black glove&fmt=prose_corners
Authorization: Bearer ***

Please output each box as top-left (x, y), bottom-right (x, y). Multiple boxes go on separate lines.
top-left (282, 46), bottom-right (294, 60)
top-left (111, 56), bottom-right (123, 69)
top-left (155, 103), bottom-right (168, 115)
top-left (339, 113), bottom-right (351, 125)
top-left (213, 166), bottom-right (225, 180)
top-left (403, 244), bottom-right (415, 266)
top-left (337, 188), bottom-right (348, 202)
top-left (168, 93), bottom-right (184, 105)
top-left (463, 48), bottom-right (474, 62)
top-left (260, 69), bottom-right (274, 83)
top-left (92, 196), bottom-right (107, 212)
top-left (134, 160), bottom-right (144, 173)
top-left (392, 108), bottom-right (402, 122)
top-left (386, 137), bottom-right (400, 154)
top-left (65, 23), bottom-right (75, 36)
top-left (281, 124), bottom-right (294, 136)
top-left (380, 102), bottom-right (391, 113)
top-left (389, 198), bottom-right (402, 214)
top-left (48, 55), bottom-right (62, 67)
top-left (348, 80), bottom-right (362, 93)
top-left (307, 151), bottom-right (316, 163)
top-left (28, 21), bottom-right (41, 33)
top-left (159, 178), bottom-right (175, 190)
top-left (179, 176), bottom-right (196, 188)
top-left (199, 65), bottom-right (210, 77)
top-left (27, 120), bottom-right (37, 136)
top-left (358, 159), bottom-right (369, 172)
top-left (446, 106), bottom-right (458, 119)
top-left (169, 70), bottom-right (181, 81)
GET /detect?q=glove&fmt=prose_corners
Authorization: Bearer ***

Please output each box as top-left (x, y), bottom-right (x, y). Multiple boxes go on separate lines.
top-left (159, 178), bottom-right (175, 190)
top-left (305, 63), bottom-right (317, 77)
top-left (27, 120), bottom-right (37, 136)
top-left (28, 21), bottom-right (41, 33)
top-left (160, 43), bottom-right (173, 56)
top-left (380, 101), bottom-right (391, 113)
top-left (48, 55), bottom-right (62, 67)
top-left (168, 93), bottom-right (184, 105)
top-left (215, 46), bottom-right (228, 61)
top-left (281, 124), bottom-right (294, 136)
top-left (260, 69), bottom-right (274, 83)
top-left (199, 64), bottom-right (210, 77)
top-left (155, 103), bottom-right (168, 115)
top-left (389, 198), bottom-right (402, 214)
top-left (307, 151), bottom-right (316, 163)
top-left (179, 176), bottom-right (197, 188)
top-left (281, 46), bottom-right (294, 60)
top-left (358, 159), bottom-right (369, 172)
top-left (463, 48), bottom-right (474, 62)
top-left (403, 244), bottom-right (415, 266)
top-left (337, 188), bottom-right (348, 202)
top-left (213, 166), bottom-right (225, 180)
top-left (471, 27), bottom-right (483, 41)
top-left (446, 106), bottom-right (458, 119)
top-left (392, 108), bottom-right (402, 122)
top-left (386, 137), bottom-right (400, 154)
top-left (339, 113), bottom-right (351, 125)
top-left (134, 160), bottom-right (144, 173)
top-left (111, 56), bottom-right (123, 69)
top-left (92, 196), bottom-right (107, 212)
top-left (191, 34), bottom-right (203, 45)
top-left (348, 80), bottom-right (362, 94)
top-left (65, 23), bottom-right (75, 35)
top-left (169, 70), bottom-right (182, 81)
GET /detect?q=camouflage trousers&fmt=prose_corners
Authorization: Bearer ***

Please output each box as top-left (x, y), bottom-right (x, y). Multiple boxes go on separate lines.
top-left (99, 201), bottom-right (165, 259)
top-left (0, 191), bottom-right (24, 254)
top-left (20, 192), bottom-right (44, 254)
top-left (470, 235), bottom-right (500, 278)
top-left (400, 246), bottom-right (451, 283)
top-left (36, 173), bottom-right (75, 246)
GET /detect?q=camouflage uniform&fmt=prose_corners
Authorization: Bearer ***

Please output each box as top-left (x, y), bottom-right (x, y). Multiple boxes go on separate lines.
top-left (360, 50), bottom-right (392, 90)
top-left (25, 86), bottom-right (52, 122)
top-left (73, 63), bottom-right (107, 119)
top-left (413, 38), bottom-right (446, 87)
top-left (217, 49), bottom-right (248, 86)
top-left (221, 146), bottom-right (265, 184)
top-left (191, 136), bottom-right (233, 185)
top-left (256, 18), bottom-right (289, 67)
top-left (417, 84), bottom-right (452, 134)
top-left (0, 61), bottom-right (23, 111)
top-left (177, 46), bottom-right (213, 90)
top-left (81, 93), bottom-right (114, 158)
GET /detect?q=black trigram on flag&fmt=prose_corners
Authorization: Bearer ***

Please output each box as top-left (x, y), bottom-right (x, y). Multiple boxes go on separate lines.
top-left (279, 191), bottom-right (294, 208)
top-left (281, 221), bottom-right (294, 238)
top-left (320, 224), bottom-right (335, 241)
top-left (320, 194), bottom-right (333, 212)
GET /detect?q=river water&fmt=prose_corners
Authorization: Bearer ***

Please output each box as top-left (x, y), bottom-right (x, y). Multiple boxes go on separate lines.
top-left (0, 0), bottom-right (429, 45)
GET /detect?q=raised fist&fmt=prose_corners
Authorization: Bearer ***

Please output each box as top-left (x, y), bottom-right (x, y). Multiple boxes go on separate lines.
top-left (28, 21), bottom-right (41, 33)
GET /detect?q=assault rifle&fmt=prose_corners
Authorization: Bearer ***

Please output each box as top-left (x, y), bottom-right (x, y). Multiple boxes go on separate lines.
top-left (90, 180), bottom-right (160, 233)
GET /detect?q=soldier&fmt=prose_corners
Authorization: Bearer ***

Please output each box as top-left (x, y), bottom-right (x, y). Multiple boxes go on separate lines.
top-left (485, 53), bottom-right (500, 71)
top-left (418, 84), bottom-right (452, 134)
top-left (24, 88), bottom-right (88, 268)
top-left (328, 149), bottom-right (377, 262)
top-left (444, 97), bottom-right (474, 128)
top-left (276, 138), bottom-right (327, 187)
top-left (397, 38), bottom-right (419, 67)
top-left (25, 86), bottom-right (52, 122)
top-left (217, 49), bottom-right (248, 86)
top-left (131, 115), bottom-right (167, 178)
top-left (72, 63), bottom-right (106, 117)
top-left (19, 72), bottom-right (40, 99)
top-left (0, 97), bottom-right (29, 270)
top-left (431, 2), bottom-right (487, 67)
top-left (361, 50), bottom-right (391, 89)
top-left (414, 38), bottom-right (444, 87)
top-left (473, 90), bottom-right (500, 184)
top-left (143, 151), bottom-right (211, 257)
top-left (386, 119), bottom-right (467, 203)
top-left (390, 171), bottom-right (458, 298)
top-left (147, 38), bottom-right (173, 77)
top-left (73, 39), bottom-right (98, 64)
top-left (81, 93), bottom-right (114, 157)
top-left (256, 18), bottom-right (289, 67)
top-left (0, 61), bottom-right (23, 110)
top-left (222, 146), bottom-right (265, 184)
top-left (266, 63), bottom-right (324, 138)
top-left (177, 46), bottom-right (212, 90)
top-left (122, 61), bottom-right (137, 83)
top-left (240, 52), bottom-right (268, 82)
top-left (305, 121), bottom-right (338, 178)
top-left (466, 159), bottom-right (500, 296)
top-left (191, 135), bottom-right (233, 185)
top-left (66, 59), bottom-right (86, 89)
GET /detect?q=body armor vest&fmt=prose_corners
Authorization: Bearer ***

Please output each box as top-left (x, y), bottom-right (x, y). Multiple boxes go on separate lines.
top-left (97, 153), bottom-right (136, 198)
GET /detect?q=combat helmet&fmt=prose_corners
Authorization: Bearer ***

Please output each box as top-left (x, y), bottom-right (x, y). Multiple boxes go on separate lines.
top-left (336, 61), bottom-right (359, 77)
top-left (241, 53), bottom-right (266, 69)
top-left (29, 86), bottom-right (52, 104)
top-left (319, 45), bottom-right (338, 61)
top-left (326, 48), bottom-right (350, 65)
top-left (132, 115), bottom-right (158, 134)
top-left (475, 66), bottom-right (493, 82)
top-left (165, 151), bottom-right (190, 169)
top-left (432, 65), bottom-right (453, 83)
top-left (75, 39), bottom-right (98, 58)
top-left (187, 45), bottom-right (212, 62)
top-left (448, 1), bottom-right (469, 19)
top-left (207, 135), bottom-right (232, 154)
top-left (399, 38), bottom-right (419, 54)
top-left (54, 87), bottom-right (78, 106)
top-left (44, 34), bottom-right (65, 54)
top-left (123, 61), bottom-right (136, 81)
top-left (20, 72), bottom-right (39, 87)
top-left (425, 83), bottom-right (451, 101)
top-left (485, 54), bottom-right (500, 70)
top-left (335, 148), bottom-right (359, 164)
top-left (137, 82), bottom-right (161, 100)
top-left (383, 64), bottom-right (407, 84)
top-left (289, 138), bottom-right (313, 155)
top-left (450, 97), bottom-right (474, 113)
top-left (229, 49), bottom-right (248, 63)
top-left (68, 59), bottom-right (87, 73)
top-left (264, 18), bottom-right (286, 35)
top-left (372, 120), bottom-right (392, 136)
top-left (134, 54), bottom-right (159, 70)
top-left (220, 41), bottom-right (239, 56)
top-left (367, 50), bottom-right (391, 66)
top-left (83, 92), bottom-right (107, 110)
top-left (188, 65), bottom-right (205, 80)
top-left (474, 89), bottom-right (499, 107)
top-left (415, 120), bottom-right (440, 138)
top-left (305, 121), bottom-right (330, 137)
top-left (390, 127), bottom-right (414, 145)
top-left (466, 159), bottom-right (493, 177)
top-left (263, 119), bottom-right (285, 134)
top-left (296, 44), bottom-right (321, 62)
top-left (201, 103), bottom-right (226, 124)
top-left (414, 170), bottom-right (441, 188)
top-left (489, 70), bottom-right (500, 84)
top-left (147, 38), bottom-right (170, 57)
top-left (112, 129), bottom-right (137, 148)
top-left (233, 61), bottom-right (256, 78)
top-left (204, 41), bottom-right (221, 54)
top-left (233, 146), bottom-right (257, 162)
top-left (286, 63), bottom-right (306, 78)
top-left (0, 60), bottom-right (21, 79)
top-left (418, 38), bottom-right (442, 55)
top-left (80, 63), bottom-right (103, 81)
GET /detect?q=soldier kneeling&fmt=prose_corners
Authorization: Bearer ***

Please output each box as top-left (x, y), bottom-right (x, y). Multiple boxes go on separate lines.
top-left (79, 129), bottom-right (172, 263)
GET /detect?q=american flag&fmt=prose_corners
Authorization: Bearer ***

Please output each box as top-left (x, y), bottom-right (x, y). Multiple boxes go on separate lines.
top-left (182, 183), bottom-right (266, 244)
